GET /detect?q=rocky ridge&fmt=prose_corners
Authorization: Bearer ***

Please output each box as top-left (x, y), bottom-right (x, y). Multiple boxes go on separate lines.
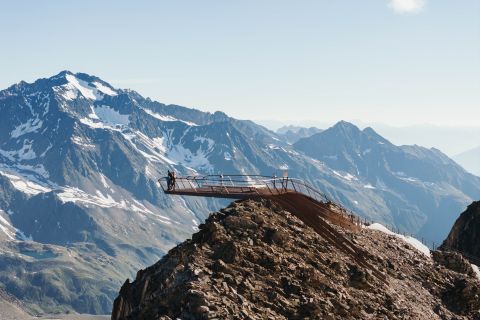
top-left (111, 200), bottom-right (480, 320)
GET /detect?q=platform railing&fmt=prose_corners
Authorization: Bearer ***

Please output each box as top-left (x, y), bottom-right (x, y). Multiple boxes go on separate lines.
top-left (159, 175), bottom-right (328, 199)
top-left (158, 174), bottom-right (358, 219)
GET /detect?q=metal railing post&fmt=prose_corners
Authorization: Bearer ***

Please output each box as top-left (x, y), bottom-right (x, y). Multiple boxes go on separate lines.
top-left (265, 181), bottom-right (273, 195)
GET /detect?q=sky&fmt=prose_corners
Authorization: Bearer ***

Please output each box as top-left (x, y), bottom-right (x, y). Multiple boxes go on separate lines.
top-left (0, 0), bottom-right (479, 127)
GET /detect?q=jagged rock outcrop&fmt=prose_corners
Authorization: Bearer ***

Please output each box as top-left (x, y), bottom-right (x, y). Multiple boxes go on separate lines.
top-left (432, 250), bottom-right (475, 276)
top-left (441, 201), bottom-right (480, 261)
top-left (111, 199), bottom-right (480, 320)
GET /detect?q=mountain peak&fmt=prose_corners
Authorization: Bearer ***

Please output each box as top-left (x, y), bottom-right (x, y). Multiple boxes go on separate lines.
top-left (212, 111), bottom-right (229, 122)
top-left (317, 121), bottom-right (363, 143)
top-left (49, 70), bottom-right (74, 79)
top-left (48, 71), bottom-right (118, 101)
top-left (1, 71), bottom-right (119, 103)
top-left (332, 120), bottom-right (360, 131)
top-left (49, 70), bottom-right (103, 83)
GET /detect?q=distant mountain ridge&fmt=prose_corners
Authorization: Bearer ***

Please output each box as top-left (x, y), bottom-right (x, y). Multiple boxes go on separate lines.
top-left (276, 125), bottom-right (323, 144)
top-left (454, 146), bottom-right (480, 177)
top-left (0, 71), bottom-right (479, 314)
top-left (294, 121), bottom-right (480, 241)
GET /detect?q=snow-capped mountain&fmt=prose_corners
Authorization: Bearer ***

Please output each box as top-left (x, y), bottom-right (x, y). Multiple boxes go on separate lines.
top-left (0, 71), bottom-right (234, 314)
top-left (0, 71), bottom-right (479, 314)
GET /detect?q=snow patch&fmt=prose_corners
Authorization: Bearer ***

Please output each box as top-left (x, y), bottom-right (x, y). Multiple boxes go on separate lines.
top-left (65, 74), bottom-right (101, 100)
top-left (16, 229), bottom-right (32, 241)
top-left (0, 164), bottom-right (52, 190)
top-left (168, 144), bottom-right (213, 173)
top-left (0, 212), bottom-right (15, 240)
top-left (333, 170), bottom-right (358, 182)
top-left (58, 187), bottom-right (117, 207)
top-left (0, 171), bottom-right (52, 195)
top-left (122, 131), bottom-right (175, 165)
top-left (57, 75), bottom-right (117, 101)
top-left (471, 264), bottom-right (480, 281)
top-left (79, 117), bottom-right (112, 130)
top-left (154, 135), bottom-right (216, 172)
top-left (79, 106), bottom-right (129, 129)
top-left (401, 177), bottom-right (418, 183)
top-left (14, 164), bottom-right (49, 179)
top-left (57, 187), bottom-right (171, 224)
top-left (0, 140), bottom-right (37, 161)
top-left (267, 144), bottom-right (281, 150)
top-left (141, 107), bottom-right (197, 126)
top-left (367, 223), bottom-right (430, 257)
top-left (99, 174), bottom-right (112, 190)
top-left (92, 82), bottom-right (117, 96)
top-left (0, 210), bottom-right (32, 241)
top-left (39, 143), bottom-right (53, 157)
top-left (11, 117), bottom-right (43, 138)
top-left (71, 136), bottom-right (95, 149)
top-left (94, 105), bottom-right (129, 126)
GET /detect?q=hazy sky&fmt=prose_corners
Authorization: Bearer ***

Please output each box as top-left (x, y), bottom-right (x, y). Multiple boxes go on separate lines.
top-left (1, 0), bottom-right (479, 126)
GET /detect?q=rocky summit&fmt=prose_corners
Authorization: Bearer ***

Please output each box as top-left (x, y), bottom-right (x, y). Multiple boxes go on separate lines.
top-left (111, 200), bottom-right (480, 320)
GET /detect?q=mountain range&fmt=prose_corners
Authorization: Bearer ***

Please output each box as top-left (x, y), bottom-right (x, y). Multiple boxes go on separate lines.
top-left (0, 71), bottom-right (479, 314)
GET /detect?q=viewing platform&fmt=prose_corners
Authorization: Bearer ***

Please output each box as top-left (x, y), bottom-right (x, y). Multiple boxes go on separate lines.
top-left (158, 174), bottom-right (361, 232)
top-left (159, 175), bottom-right (328, 200)
top-left (159, 173), bottom-right (387, 283)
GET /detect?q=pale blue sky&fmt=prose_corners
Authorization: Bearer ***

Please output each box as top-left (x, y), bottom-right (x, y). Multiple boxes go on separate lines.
top-left (1, 0), bottom-right (479, 126)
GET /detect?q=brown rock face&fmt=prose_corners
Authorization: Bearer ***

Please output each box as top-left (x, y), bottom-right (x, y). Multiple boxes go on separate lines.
top-left (432, 250), bottom-right (475, 276)
top-left (112, 199), bottom-right (480, 320)
top-left (441, 201), bottom-right (480, 262)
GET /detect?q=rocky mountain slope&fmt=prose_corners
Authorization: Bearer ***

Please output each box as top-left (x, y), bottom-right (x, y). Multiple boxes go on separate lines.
top-left (442, 201), bottom-right (480, 260)
top-left (0, 288), bottom-right (30, 320)
top-left (0, 71), bottom-right (479, 314)
top-left (112, 199), bottom-right (480, 320)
